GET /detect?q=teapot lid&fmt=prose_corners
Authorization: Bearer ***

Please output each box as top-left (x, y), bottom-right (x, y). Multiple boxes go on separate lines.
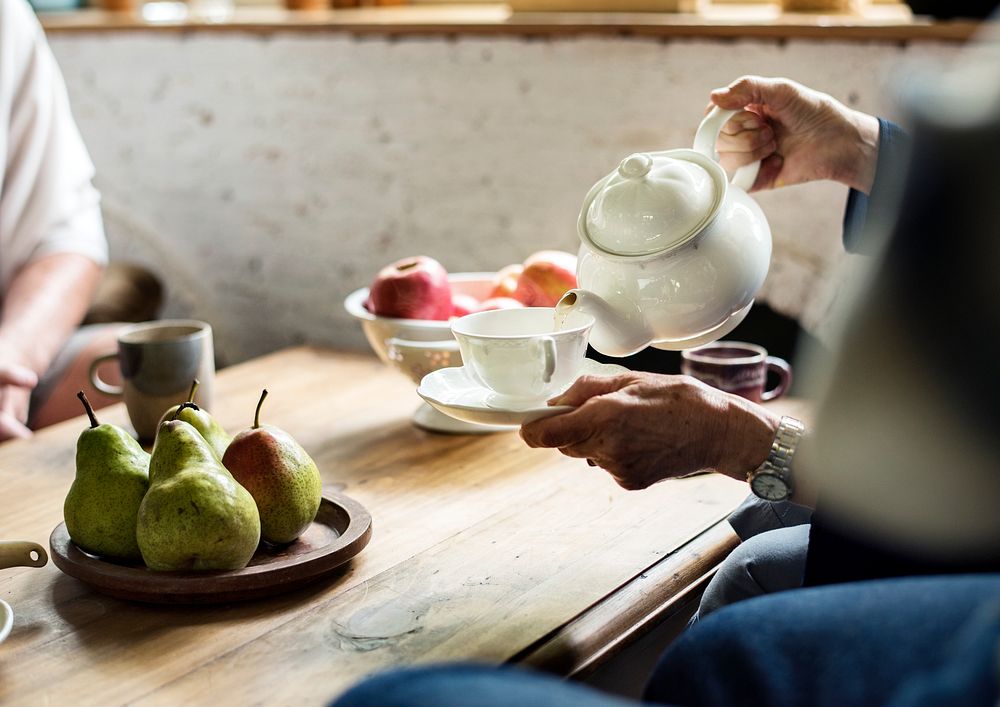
top-left (580, 149), bottom-right (726, 257)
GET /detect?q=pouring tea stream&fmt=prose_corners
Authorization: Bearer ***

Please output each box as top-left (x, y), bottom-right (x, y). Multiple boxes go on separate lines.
top-left (556, 106), bottom-right (773, 357)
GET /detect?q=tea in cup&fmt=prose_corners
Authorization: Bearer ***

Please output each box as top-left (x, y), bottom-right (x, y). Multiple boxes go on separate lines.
top-left (89, 320), bottom-right (215, 442)
top-left (450, 308), bottom-right (594, 409)
top-left (680, 341), bottom-right (791, 403)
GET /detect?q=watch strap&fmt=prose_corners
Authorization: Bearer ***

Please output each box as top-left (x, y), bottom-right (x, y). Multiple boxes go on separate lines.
top-left (748, 415), bottom-right (805, 500)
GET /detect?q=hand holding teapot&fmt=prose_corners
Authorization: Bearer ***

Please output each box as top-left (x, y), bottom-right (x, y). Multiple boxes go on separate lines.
top-left (711, 75), bottom-right (881, 193)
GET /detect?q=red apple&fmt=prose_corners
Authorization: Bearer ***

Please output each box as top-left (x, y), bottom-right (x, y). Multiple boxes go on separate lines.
top-left (451, 293), bottom-right (479, 318)
top-left (512, 250), bottom-right (578, 307)
top-left (489, 264), bottom-right (524, 299)
top-left (475, 297), bottom-right (524, 312)
top-left (367, 256), bottom-right (453, 320)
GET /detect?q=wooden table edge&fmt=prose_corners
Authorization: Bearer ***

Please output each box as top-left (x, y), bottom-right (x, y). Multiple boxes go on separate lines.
top-left (512, 519), bottom-right (739, 677)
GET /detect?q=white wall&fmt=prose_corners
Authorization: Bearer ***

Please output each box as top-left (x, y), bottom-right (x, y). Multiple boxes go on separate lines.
top-left (48, 31), bottom-right (960, 364)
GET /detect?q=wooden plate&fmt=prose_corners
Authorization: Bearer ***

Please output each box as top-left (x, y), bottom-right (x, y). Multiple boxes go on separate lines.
top-left (49, 492), bottom-right (372, 604)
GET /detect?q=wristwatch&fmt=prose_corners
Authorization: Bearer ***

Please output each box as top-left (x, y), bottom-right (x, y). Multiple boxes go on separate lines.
top-left (747, 416), bottom-right (806, 502)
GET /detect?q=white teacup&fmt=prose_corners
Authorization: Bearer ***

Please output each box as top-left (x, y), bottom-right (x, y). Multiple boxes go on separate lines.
top-left (450, 307), bottom-right (595, 409)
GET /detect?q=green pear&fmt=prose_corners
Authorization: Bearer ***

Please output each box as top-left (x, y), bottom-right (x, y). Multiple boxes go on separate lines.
top-left (137, 410), bottom-right (260, 571)
top-left (64, 392), bottom-right (150, 562)
top-left (223, 390), bottom-right (322, 545)
top-left (157, 380), bottom-right (231, 459)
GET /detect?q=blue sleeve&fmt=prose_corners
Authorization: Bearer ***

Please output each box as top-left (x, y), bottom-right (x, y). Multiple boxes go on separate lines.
top-left (842, 119), bottom-right (912, 253)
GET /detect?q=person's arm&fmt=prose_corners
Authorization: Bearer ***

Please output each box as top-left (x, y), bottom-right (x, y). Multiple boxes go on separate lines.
top-left (841, 118), bottom-right (912, 253)
top-left (520, 372), bottom-right (821, 509)
top-left (708, 76), bottom-right (915, 254)
top-left (0, 254), bottom-right (101, 436)
top-left (0, 0), bottom-right (109, 439)
top-left (0, 253), bottom-right (101, 376)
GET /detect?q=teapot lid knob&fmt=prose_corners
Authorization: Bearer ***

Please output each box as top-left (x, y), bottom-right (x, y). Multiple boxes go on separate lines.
top-left (618, 153), bottom-right (653, 180)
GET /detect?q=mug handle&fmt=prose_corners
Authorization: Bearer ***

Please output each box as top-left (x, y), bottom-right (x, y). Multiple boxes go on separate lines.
top-left (761, 356), bottom-right (793, 402)
top-left (692, 106), bottom-right (762, 193)
top-left (88, 353), bottom-right (123, 396)
top-left (539, 336), bottom-right (557, 384)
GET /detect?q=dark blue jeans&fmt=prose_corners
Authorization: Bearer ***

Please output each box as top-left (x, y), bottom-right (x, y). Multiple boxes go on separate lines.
top-left (332, 576), bottom-right (1000, 707)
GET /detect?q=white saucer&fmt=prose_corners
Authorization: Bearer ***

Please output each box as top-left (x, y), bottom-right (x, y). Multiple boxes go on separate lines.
top-left (412, 401), bottom-right (518, 435)
top-left (418, 359), bottom-right (630, 426)
top-left (0, 600), bottom-right (12, 644)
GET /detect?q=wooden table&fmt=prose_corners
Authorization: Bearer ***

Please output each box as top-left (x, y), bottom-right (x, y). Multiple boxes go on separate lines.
top-left (0, 346), bottom-right (780, 705)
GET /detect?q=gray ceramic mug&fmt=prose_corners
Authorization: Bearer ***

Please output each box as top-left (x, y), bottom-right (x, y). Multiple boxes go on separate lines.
top-left (89, 320), bottom-right (215, 442)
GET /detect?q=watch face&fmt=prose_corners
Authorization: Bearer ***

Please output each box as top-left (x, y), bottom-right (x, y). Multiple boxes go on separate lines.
top-left (751, 473), bottom-right (790, 502)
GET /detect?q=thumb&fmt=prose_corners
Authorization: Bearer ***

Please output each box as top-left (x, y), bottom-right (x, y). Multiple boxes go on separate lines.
top-left (0, 364), bottom-right (38, 390)
top-left (711, 75), bottom-right (779, 111)
top-left (548, 374), bottom-right (632, 407)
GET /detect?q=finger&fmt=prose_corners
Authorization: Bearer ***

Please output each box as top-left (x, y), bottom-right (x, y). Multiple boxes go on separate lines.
top-left (557, 444), bottom-right (593, 460)
top-left (710, 76), bottom-right (765, 110)
top-left (718, 109), bottom-right (765, 136)
top-left (521, 410), bottom-right (594, 449)
top-left (717, 124), bottom-right (774, 152)
top-left (0, 411), bottom-right (32, 441)
top-left (711, 76), bottom-right (793, 112)
top-left (718, 139), bottom-right (778, 174)
top-left (0, 364), bottom-right (37, 390)
top-left (547, 374), bottom-right (633, 407)
top-left (0, 387), bottom-right (17, 418)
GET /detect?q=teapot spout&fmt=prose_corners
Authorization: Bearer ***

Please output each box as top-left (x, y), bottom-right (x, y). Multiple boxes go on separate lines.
top-left (557, 289), bottom-right (653, 358)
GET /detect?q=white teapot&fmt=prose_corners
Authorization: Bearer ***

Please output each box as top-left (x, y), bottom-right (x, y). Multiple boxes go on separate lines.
top-left (557, 107), bottom-right (772, 357)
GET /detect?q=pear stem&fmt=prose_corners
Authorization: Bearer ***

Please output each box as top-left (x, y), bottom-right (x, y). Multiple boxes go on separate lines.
top-left (253, 389), bottom-right (268, 429)
top-left (187, 379), bottom-right (200, 403)
top-left (171, 402), bottom-right (201, 421)
top-left (77, 391), bottom-right (99, 428)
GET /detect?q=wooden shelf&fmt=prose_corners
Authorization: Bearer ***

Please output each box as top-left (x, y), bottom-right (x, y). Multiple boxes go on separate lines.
top-left (38, 2), bottom-right (980, 41)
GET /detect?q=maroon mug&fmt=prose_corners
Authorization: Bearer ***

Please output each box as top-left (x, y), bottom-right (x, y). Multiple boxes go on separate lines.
top-left (680, 341), bottom-right (792, 403)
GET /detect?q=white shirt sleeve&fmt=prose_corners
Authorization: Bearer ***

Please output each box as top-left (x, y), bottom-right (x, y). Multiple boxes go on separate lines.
top-left (0, 0), bottom-right (108, 293)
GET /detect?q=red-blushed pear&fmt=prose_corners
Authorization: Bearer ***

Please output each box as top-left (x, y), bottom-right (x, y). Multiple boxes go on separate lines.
top-left (451, 293), bottom-right (479, 318)
top-left (367, 255), bottom-right (453, 320)
top-left (489, 263), bottom-right (524, 299)
top-left (474, 296), bottom-right (524, 312)
top-left (512, 250), bottom-right (578, 307)
top-left (223, 390), bottom-right (323, 545)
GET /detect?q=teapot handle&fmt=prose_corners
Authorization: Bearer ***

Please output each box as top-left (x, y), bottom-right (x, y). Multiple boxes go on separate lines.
top-left (693, 106), bottom-right (762, 192)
